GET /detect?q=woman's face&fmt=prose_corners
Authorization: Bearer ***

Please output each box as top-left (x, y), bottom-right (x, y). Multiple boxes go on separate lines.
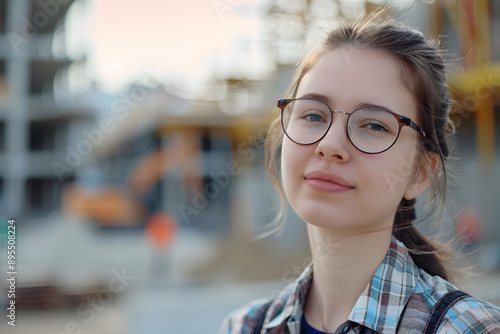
top-left (281, 47), bottom-right (429, 233)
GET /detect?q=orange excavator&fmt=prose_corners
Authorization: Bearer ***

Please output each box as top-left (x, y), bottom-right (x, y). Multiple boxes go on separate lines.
top-left (62, 130), bottom-right (201, 227)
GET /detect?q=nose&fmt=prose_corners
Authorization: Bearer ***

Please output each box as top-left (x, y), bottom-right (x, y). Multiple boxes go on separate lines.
top-left (314, 113), bottom-right (350, 162)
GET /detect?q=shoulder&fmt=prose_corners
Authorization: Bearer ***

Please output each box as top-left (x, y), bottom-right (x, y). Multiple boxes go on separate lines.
top-left (438, 295), bottom-right (500, 333)
top-left (404, 269), bottom-right (500, 333)
top-left (219, 262), bottom-right (313, 334)
top-left (218, 297), bottom-right (272, 334)
top-left (218, 283), bottom-right (296, 334)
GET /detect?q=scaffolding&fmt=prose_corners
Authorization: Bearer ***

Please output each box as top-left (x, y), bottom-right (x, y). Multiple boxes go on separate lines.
top-left (430, 0), bottom-right (500, 169)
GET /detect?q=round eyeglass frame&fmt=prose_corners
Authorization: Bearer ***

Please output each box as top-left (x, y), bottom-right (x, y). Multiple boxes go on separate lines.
top-left (278, 97), bottom-right (427, 154)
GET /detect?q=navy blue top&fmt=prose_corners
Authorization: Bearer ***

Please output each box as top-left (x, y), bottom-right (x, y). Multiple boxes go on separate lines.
top-left (301, 314), bottom-right (350, 334)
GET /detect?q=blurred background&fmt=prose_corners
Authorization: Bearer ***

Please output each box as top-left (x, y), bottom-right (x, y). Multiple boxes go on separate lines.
top-left (0, 0), bottom-right (499, 333)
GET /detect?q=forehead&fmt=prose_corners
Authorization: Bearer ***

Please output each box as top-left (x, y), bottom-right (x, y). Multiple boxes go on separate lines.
top-left (297, 47), bottom-right (417, 119)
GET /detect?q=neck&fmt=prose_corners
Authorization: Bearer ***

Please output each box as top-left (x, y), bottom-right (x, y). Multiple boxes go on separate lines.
top-left (304, 225), bottom-right (392, 332)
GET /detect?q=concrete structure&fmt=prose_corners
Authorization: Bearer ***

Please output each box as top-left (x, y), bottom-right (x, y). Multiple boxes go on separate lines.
top-left (0, 0), bottom-right (92, 219)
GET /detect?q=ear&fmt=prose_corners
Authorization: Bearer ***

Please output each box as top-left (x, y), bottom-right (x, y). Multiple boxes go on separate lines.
top-left (404, 152), bottom-right (439, 200)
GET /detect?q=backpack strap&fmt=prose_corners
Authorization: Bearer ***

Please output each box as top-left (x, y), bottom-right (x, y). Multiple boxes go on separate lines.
top-left (423, 290), bottom-right (470, 334)
top-left (253, 301), bottom-right (273, 334)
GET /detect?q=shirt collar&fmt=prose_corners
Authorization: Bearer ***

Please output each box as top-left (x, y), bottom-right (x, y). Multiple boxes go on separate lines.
top-left (264, 236), bottom-right (420, 333)
top-left (264, 262), bottom-right (313, 331)
top-left (348, 236), bottom-right (420, 333)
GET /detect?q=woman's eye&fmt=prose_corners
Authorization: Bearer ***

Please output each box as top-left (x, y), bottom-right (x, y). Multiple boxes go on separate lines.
top-left (302, 111), bottom-right (326, 122)
top-left (307, 114), bottom-right (323, 122)
top-left (364, 121), bottom-right (389, 131)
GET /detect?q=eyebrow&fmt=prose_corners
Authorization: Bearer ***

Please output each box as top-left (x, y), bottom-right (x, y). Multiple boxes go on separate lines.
top-left (300, 92), bottom-right (395, 113)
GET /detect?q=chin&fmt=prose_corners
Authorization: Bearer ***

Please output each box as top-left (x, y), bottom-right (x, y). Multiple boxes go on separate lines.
top-left (297, 206), bottom-right (391, 234)
top-left (297, 208), bottom-right (352, 230)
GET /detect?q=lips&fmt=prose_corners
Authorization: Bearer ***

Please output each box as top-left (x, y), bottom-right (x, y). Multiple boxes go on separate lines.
top-left (304, 171), bottom-right (354, 193)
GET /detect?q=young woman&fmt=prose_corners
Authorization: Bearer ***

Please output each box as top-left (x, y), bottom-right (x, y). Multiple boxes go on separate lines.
top-left (219, 14), bottom-right (500, 334)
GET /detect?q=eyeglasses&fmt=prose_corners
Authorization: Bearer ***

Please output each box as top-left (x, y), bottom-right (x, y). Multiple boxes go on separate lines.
top-left (278, 97), bottom-right (427, 154)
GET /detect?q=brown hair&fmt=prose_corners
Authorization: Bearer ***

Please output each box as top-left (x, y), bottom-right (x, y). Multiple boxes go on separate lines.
top-left (264, 14), bottom-right (456, 280)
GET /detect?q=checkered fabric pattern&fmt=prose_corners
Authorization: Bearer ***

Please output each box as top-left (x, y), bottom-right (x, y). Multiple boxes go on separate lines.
top-left (219, 236), bottom-right (500, 334)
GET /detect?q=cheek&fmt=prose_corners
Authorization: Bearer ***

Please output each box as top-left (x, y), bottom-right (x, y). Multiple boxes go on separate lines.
top-left (281, 140), bottom-right (306, 196)
top-left (375, 150), bottom-right (420, 196)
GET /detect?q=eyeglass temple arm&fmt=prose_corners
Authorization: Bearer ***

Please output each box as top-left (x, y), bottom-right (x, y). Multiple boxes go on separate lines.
top-left (399, 116), bottom-right (427, 139)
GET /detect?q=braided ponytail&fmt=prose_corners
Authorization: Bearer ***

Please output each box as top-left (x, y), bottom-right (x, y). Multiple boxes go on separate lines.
top-left (393, 198), bottom-right (450, 280)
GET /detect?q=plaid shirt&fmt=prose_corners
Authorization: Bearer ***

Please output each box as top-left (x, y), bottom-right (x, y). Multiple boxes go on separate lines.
top-left (219, 236), bottom-right (500, 334)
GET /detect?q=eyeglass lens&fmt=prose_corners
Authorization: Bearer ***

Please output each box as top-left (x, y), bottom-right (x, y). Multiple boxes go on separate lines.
top-left (281, 99), bottom-right (400, 153)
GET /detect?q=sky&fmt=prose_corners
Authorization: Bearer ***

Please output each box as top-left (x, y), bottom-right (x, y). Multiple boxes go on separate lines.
top-left (65, 0), bottom-right (419, 94)
top-left (79, 0), bottom-right (262, 93)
